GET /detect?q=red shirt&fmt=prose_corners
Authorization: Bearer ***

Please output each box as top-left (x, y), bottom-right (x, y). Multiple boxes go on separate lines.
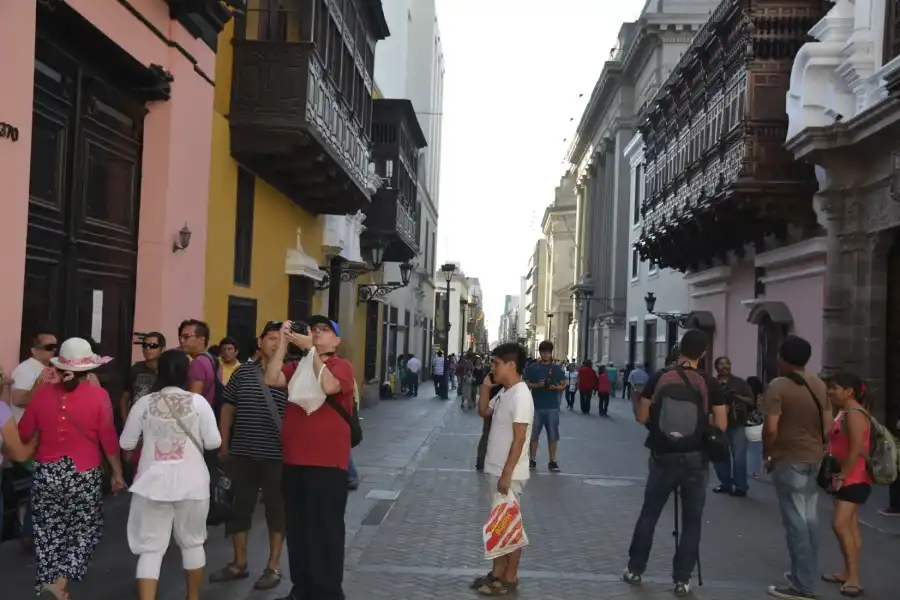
top-left (282, 355), bottom-right (356, 470)
top-left (19, 382), bottom-right (119, 472)
top-left (596, 371), bottom-right (611, 394)
top-left (577, 366), bottom-right (598, 392)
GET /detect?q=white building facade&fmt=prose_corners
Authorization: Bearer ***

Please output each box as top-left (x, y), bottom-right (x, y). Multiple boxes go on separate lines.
top-left (370, 0), bottom-right (446, 379)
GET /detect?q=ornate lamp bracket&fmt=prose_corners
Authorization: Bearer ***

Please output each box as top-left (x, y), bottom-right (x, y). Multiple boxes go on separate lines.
top-left (313, 266), bottom-right (369, 291)
top-left (357, 282), bottom-right (409, 303)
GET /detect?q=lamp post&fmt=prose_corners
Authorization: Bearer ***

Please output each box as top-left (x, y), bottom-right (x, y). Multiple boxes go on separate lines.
top-left (643, 292), bottom-right (690, 328)
top-left (546, 312), bottom-right (554, 344)
top-left (578, 287), bottom-right (594, 360)
top-left (440, 262), bottom-right (456, 399)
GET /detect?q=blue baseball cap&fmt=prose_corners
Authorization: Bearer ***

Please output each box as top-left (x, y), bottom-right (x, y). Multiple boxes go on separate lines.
top-left (307, 315), bottom-right (341, 337)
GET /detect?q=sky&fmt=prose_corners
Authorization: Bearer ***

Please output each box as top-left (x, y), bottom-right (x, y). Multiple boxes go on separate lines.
top-left (433, 0), bottom-right (646, 342)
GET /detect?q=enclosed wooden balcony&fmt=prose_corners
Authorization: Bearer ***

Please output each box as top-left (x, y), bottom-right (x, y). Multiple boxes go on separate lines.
top-left (361, 99), bottom-right (427, 262)
top-left (633, 0), bottom-right (824, 272)
top-left (228, 0), bottom-right (389, 215)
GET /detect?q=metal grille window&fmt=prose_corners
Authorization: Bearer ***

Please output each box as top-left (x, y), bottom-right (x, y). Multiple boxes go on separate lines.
top-left (887, 1), bottom-right (900, 63)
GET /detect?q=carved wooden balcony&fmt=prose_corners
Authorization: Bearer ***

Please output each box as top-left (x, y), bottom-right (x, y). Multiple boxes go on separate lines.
top-left (361, 99), bottom-right (427, 262)
top-left (230, 40), bottom-right (372, 215)
top-left (633, 0), bottom-right (825, 272)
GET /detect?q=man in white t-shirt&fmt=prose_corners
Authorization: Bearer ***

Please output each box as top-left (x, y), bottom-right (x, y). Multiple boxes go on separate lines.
top-left (10, 331), bottom-right (58, 422)
top-left (472, 342), bottom-right (533, 596)
top-left (405, 354), bottom-right (421, 397)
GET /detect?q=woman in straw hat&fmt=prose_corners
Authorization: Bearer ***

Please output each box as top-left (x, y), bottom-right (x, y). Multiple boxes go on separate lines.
top-left (18, 337), bottom-right (124, 599)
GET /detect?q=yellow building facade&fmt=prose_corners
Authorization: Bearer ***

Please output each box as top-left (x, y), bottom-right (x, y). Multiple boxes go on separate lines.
top-left (203, 19), bottom-right (380, 385)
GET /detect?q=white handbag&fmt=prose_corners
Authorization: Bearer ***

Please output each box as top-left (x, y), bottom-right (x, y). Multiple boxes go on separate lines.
top-left (745, 423), bottom-right (763, 443)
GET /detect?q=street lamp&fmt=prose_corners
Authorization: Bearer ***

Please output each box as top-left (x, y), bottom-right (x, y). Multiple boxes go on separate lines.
top-left (644, 292), bottom-right (690, 328)
top-left (370, 243), bottom-right (385, 270)
top-left (440, 262), bottom-right (456, 399)
top-left (546, 312), bottom-right (554, 344)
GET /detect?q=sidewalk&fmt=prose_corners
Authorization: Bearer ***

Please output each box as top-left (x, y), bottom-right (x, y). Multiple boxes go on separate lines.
top-left (2, 388), bottom-right (899, 599)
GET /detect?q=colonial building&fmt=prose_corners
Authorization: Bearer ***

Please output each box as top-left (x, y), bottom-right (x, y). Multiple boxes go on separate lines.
top-left (204, 0), bottom-right (431, 399)
top-left (785, 0), bottom-right (900, 422)
top-left (1, 0), bottom-right (230, 392)
top-left (567, 0), bottom-right (718, 366)
top-left (541, 174), bottom-right (577, 360)
top-left (525, 240), bottom-right (548, 352)
top-left (634, 0), bottom-right (828, 381)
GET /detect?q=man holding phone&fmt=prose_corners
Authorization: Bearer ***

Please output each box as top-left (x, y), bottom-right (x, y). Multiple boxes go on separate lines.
top-left (523, 341), bottom-right (566, 472)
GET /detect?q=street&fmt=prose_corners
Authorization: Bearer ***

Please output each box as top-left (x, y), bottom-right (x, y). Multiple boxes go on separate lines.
top-left (2, 384), bottom-right (899, 599)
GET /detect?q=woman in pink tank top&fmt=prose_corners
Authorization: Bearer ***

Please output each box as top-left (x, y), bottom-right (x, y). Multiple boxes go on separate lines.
top-left (823, 371), bottom-right (871, 597)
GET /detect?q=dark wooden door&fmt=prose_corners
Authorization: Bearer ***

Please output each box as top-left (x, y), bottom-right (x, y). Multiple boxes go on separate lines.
top-left (227, 296), bottom-right (259, 353)
top-left (885, 239), bottom-right (900, 432)
top-left (643, 320), bottom-right (657, 369)
top-left (364, 300), bottom-right (379, 380)
top-left (22, 36), bottom-right (144, 397)
top-left (757, 315), bottom-right (787, 384)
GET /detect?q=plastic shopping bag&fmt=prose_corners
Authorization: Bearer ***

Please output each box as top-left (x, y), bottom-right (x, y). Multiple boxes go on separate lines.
top-left (483, 493), bottom-right (529, 559)
top-left (287, 351), bottom-right (327, 414)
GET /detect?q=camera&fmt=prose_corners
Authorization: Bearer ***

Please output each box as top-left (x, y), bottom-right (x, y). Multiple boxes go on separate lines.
top-left (291, 321), bottom-right (309, 335)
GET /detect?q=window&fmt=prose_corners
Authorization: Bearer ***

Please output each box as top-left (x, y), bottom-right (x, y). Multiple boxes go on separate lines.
top-left (227, 296), bottom-right (258, 358)
top-left (631, 249), bottom-right (639, 279)
top-left (234, 167), bottom-right (255, 286)
top-left (364, 300), bottom-right (379, 380)
top-left (628, 322), bottom-right (637, 365)
top-left (643, 319), bottom-right (657, 370)
top-left (287, 275), bottom-right (313, 323)
top-left (404, 310), bottom-right (411, 354)
top-left (430, 230), bottom-right (436, 273)
top-left (885, 0), bottom-right (900, 63)
top-left (424, 221), bottom-right (430, 276)
top-left (632, 164), bottom-right (642, 225)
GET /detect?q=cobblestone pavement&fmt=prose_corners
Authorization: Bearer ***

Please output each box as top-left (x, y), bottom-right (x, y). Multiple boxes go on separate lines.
top-left (2, 386), bottom-right (900, 599)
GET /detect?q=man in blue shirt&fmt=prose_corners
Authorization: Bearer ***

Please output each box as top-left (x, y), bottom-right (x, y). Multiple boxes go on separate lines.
top-left (523, 341), bottom-right (566, 471)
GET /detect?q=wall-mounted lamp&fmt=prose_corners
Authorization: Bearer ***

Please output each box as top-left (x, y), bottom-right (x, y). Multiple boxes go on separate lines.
top-left (173, 223), bottom-right (192, 253)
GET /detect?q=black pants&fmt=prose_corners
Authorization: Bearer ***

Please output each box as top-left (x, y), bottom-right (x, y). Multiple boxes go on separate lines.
top-left (622, 382), bottom-right (632, 399)
top-left (598, 392), bottom-right (610, 415)
top-left (476, 416), bottom-right (492, 469)
top-left (628, 451), bottom-right (708, 583)
top-left (407, 372), bottom-right (419, 396)
top-left (564, 389), bottom-right (576, 409)
top-left (579, 390), bottom-right (592, 414)
top-left (889, 474), bottom-right (900, 509)
top-left (282, 465), bottom-right (349, 600)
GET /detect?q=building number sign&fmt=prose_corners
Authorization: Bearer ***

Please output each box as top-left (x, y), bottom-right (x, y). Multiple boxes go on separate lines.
top-left (0, 122), bottom-right (19, 143)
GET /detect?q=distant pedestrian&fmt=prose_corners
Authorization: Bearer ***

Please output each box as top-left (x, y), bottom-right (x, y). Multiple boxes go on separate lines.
top-left (524, 341), bottom-right (565, 472)
top-left (471, 343), bottom-right (533, 596)
top-left (577, 360), bottom-right (597, 414)
top-left (628, 362), bottom-right (650, 406)
top-left (432, 351), bottom-right (446, 399)
top-left (596, 367), bottom-right (611, 416)
top-left (623, 329), bottom-right (727, 597)
top-left (622, 362), bottom-right (634, 399)
top-left (712, 356), bottom-right (755, 497)
top-left (405, 353), bottom-right (421, 397)
top-left (564, 364), bottom-right (578, 410)
top-left (761, 335), bottom-right (830, 600)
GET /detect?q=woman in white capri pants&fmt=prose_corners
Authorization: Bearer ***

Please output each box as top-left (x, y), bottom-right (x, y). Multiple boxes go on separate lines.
top-left (120, 349), bottom-right (221, 600)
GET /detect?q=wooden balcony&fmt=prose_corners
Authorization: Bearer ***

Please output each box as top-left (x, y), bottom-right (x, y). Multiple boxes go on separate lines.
top-left (633, 0), bottom-right (825, 272)
top-left (361, 99), bottom-right (427, 262)
top-left (230, 40), bottom-right (371, 215)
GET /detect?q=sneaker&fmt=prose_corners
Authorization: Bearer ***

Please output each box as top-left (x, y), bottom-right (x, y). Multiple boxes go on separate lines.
top-left (730, 488), bottom-right (748, 498)
top-left (548, 461), bottom-right (561, 472)
top-left (529, 459), bottom-right (537, 470)
top-left (674, 581), bottom-right (692, 597)
top-left (348, 479), bottom-right (360, 490)
top-left (767, 585), bottom-right (816, 599)
top-left (878, 506), bottom-right (900, 517)
top-left (712, 485), bottom-right (731, 494)
top-left (622, 568), bottom-right (642, 585)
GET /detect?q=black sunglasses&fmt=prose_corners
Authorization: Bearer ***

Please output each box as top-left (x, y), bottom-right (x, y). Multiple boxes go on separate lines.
top-left (142, 342), bottom-right (161, 349)
top-left (39, 343), bottom-right (58, 352)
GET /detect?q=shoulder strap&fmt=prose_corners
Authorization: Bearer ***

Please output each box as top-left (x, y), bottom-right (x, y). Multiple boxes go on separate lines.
top-left (54, 385), bottom-right (101, 448)
top-left (673, 366), bottom-right (706, 409)
top-left (158, 392), bottom-right (204, 455)
top-left (325, 394), bottom-right (354, 426)
top-left (784, 372), bottom-right (825, 443)
top-left (250, 364), bottom-right (283, 434)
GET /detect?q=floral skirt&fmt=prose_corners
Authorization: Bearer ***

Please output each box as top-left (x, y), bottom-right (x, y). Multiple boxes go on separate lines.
top-left (31, 457), bottom-right (103, 594)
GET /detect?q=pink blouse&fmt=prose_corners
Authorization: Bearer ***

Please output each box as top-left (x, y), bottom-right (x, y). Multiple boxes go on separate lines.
top-left (828, 409), bottom-right (873, 487)
top-left (19, 382), bottom-right (119, 472)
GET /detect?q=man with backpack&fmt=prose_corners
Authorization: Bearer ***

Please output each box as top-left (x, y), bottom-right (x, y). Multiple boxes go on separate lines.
top-left (623, 329), bottom-right (727, 597)
top-left (180, 319), bottom-right (223, 417)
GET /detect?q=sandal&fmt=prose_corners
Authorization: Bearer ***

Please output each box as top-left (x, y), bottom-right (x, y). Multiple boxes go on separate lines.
top-left (822, 573), bottom-right (848, 584)
top-left (208, 563), bottom-right (250, 583)
top-left (39, 585), bottom-right (67, 599)
top-left (470, 572), bottom-right (498, 590)
top-left (253, 568), bottom-right (282, 590)
top-left (840, 584), bottom-right (864, 597)
top-left (477, 579), bottom-right (519, 596)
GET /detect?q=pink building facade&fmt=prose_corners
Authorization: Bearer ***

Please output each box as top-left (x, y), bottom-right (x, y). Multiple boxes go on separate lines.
top-left (685, 238), bottom-right (826, 381)
top-left (0, 1), bottom-right (229, 384)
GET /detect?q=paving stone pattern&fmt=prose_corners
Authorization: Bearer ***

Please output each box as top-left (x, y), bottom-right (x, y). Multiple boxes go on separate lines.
top-left (2, 387), bottom-right (899, 599)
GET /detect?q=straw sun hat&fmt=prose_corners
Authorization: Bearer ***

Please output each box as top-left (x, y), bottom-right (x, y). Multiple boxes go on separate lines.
top-left (50, 337), bottom-right (113, 372)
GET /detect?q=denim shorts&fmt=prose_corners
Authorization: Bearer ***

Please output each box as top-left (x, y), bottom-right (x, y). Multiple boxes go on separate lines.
top-left (531, 409), bottom-right (560, 442)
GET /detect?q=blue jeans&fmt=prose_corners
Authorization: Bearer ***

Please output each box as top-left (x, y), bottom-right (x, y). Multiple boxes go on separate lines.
top-left (713, 425), bottom-right (749, 491)
top-left (747, 440), bottom-right (763, 475)
top-left (348, 455), bottom-right (359, 483)
top-left (772, 463), bottom-right (819, 595)
top-left (628, 451), bottom-right (709, 583)
top-left (531, 409), bottom-right (560, 442)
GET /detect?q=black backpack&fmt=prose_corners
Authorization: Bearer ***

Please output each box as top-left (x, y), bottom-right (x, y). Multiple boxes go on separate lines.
top-left (649, 367), bottom-right (709, 454)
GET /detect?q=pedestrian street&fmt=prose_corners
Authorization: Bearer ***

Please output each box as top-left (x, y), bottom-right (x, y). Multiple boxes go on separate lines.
top-left (2, 384), bottom-right (899, 599)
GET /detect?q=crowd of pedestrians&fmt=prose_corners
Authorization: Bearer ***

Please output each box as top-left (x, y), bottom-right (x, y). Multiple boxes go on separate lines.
top-left (1, 314), bottom-right (358, 600)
